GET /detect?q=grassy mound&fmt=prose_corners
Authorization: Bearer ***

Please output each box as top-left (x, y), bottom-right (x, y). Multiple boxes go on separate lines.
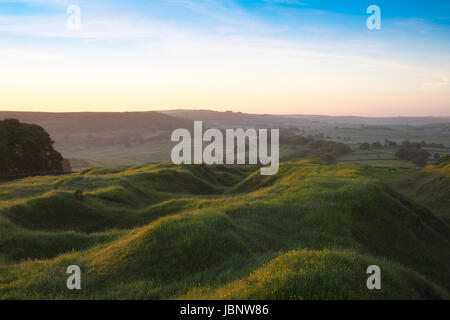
top-left (0, 160), bottom-right (448, 299)
top-left (88, 211), bottom-right (250, 281)
top-left (390, 156), bottom-right (450, 223)
top-left (192, 249), bottom-right (448, 300)
top-left (0, 163), bottom-right (254, 232)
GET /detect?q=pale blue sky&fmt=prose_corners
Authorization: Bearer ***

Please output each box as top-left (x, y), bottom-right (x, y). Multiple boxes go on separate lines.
top-left (0, 0), bottom-right (449, 116)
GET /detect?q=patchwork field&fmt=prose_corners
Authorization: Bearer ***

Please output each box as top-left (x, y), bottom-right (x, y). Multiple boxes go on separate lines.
top-left (337, 148), bottom-right (450, 167)
top-left (0, 158), bottom-right (449, 299)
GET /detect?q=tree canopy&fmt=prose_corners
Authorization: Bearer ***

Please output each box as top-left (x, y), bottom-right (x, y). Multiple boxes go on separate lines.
top-left (0, 118), bottom-right (63, 174)
top-left (395, 148), bottom-right (430, 167)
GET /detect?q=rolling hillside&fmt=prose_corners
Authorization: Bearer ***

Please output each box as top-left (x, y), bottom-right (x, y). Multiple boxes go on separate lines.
top-left (0, 111), bottom-right (192, 134)
top-left (0, 111), bottom-right (193, 169)
top-left (388, 156), bottom-right (450, 224)
top-left (0, 159), bottom-right (449, 299)
top-left (1, 111), bottom-right (448, 169)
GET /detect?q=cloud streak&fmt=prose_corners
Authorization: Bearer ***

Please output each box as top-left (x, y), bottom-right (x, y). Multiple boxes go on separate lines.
top-left (0, 0), bottom-right (449, 116)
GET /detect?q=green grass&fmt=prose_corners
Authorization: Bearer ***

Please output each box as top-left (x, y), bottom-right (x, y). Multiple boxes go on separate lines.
top-left (187, 249), bottom-right (447, 300)
top-left (0, 159), bottom-right (449, 299)
top-left (337, 148), bottom-right (415, 167)
top-left (386, 156), bottom-right (450, 224)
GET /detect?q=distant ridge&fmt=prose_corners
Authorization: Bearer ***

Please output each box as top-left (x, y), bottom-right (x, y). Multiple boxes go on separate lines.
top-left (284, 114), bottom-right (450, 126)
top-left (0, 111), bottom-right (192, 134)
top-left (160, 109), bottom-right (450, 126)
top-left (1, 110), bottom-right (449, 131)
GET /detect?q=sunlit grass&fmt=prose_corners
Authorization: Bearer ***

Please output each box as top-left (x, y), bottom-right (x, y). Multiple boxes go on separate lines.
top-left (0, 159), bottom-right (449, 299)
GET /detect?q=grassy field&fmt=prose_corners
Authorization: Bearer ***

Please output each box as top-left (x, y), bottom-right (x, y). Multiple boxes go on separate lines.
top-left (337, 147), bottom-right (450, 167)
top-left (3, 111), bottom-right (448, 170)
top-left (0, 159), bottom-right (449, 299)
top-left (337, 149), bottom-right (414, 167)
top-left (62, 132), bottom-right (450, 170)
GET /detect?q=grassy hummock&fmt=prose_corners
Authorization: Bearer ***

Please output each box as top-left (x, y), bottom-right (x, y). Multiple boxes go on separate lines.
top-left (0, 159), bottom-right (449, 299)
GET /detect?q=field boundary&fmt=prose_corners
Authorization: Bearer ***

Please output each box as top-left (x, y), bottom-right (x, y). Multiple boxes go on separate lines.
top-left (0, 172), bottom-right (75, 182)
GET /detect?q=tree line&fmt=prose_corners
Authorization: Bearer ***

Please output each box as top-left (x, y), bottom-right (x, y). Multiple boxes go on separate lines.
top-left (280, 135), bottom-right (351, 164)
top-left (359, 139), bottom-right (443, 167)
top-left (360, 139), bottom-right (445, 151)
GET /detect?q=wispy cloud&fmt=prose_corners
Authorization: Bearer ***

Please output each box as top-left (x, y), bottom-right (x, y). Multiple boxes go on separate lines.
top-left (0, 0), bottom-right (449, 115)
top-left (263, 0), bottom-right (308, 5)
top-left (420, 75), bottom-right (450, 90)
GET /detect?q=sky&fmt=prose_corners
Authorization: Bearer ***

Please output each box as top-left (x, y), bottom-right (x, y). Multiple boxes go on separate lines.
top-left (0, 0), bottom-right (449, 116)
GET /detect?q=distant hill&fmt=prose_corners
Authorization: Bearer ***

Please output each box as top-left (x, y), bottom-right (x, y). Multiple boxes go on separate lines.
top-left (1, 110), bottom-right (448, 169)
top-left (160, 109), bottom-right (299, 128)
top-left (162, 110), bottom-right (450, 126)
top-left (2, 111), bottom-right (448, 134)
top-left (285, 114), bottom-right (450, 126)
top-left (0, 111), bottom-right (191, 134)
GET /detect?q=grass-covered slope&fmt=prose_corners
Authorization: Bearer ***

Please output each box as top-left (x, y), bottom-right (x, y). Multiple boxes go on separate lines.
top-left (0, 160), bottom-right (449, 299)
top-left (389, 156), bottom-right (450, 223)
top-left (190, 249), bottom-right (447, 300)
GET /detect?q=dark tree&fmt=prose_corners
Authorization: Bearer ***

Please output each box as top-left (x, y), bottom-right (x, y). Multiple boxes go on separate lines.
top-left (0, 118), bottom-right (63, 174)
top-left (395, 148), bottom-right (430, 167)
top-left (433, 153), bottom-right (441, 161)
top-left (370, 141), bottom-right (383, 149)
top-left (360, 143), bottom-right (370, 150)
top-left (0, 141), bottom-right (11, 173)
top-left (384, 139), bottom-right (397, 149)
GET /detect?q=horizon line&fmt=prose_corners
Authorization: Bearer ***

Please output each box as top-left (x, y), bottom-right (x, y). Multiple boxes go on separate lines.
top-left (1, 109), bottom-right (450, 119)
